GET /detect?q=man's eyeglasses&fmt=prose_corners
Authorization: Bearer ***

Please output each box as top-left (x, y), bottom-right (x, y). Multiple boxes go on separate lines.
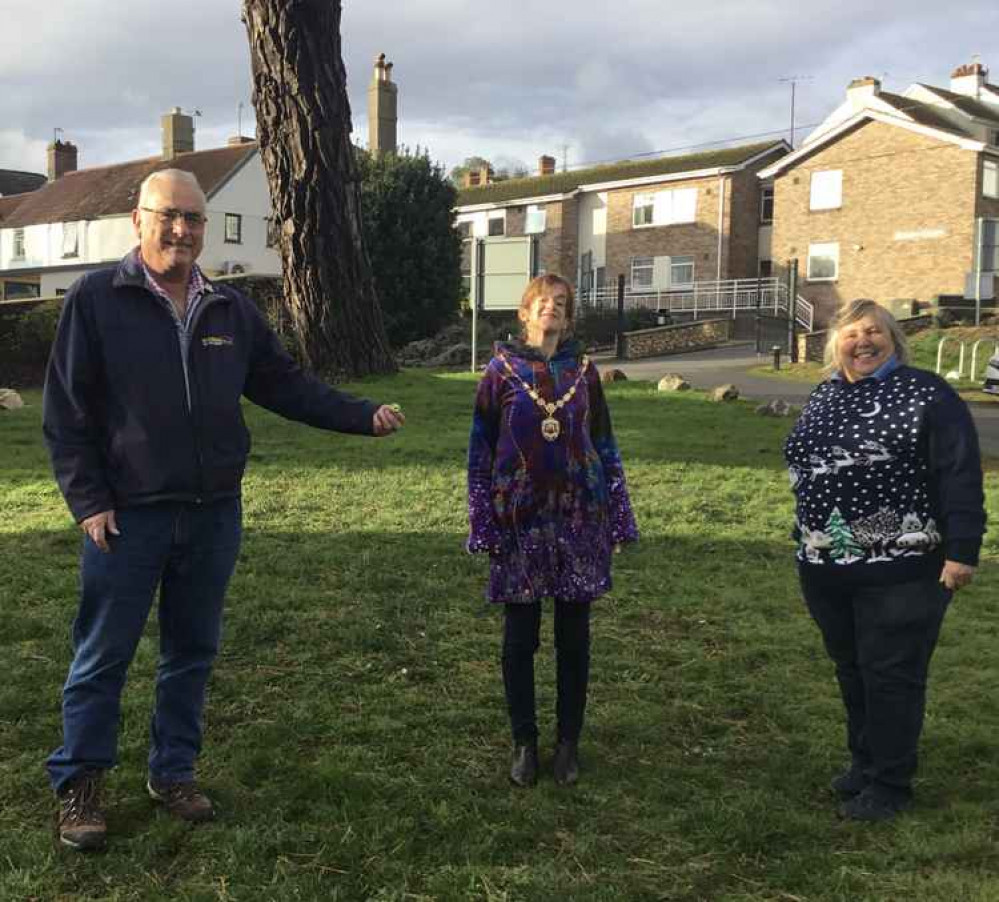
top-left (139, 207), bottom-right (207, 228)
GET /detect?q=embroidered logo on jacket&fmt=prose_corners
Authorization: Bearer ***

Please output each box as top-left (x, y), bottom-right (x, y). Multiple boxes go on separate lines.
top-left (201, 335), bottom-right (234, 348)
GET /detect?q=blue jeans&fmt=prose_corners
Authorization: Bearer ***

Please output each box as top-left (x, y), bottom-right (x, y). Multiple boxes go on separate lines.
top-left (46, 499), bottom-right (241, 792)
top-left (801, 575), bottom-right (951, 799)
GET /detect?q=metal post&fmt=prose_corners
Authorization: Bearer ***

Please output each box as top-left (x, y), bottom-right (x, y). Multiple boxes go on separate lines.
top-left (471, 239), bottom-right (485, 372)
top-left (615, 274), bottom-right (626, 360)
top-left (787, 259), bottom-right (798, 361)
top-left (974, 216), bottom-right (983, 327)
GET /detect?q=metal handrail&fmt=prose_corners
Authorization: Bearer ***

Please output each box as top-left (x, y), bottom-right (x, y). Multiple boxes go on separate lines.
top-left (578, 277), bottom-right (815, 330)
top-left (970, 339), bottom-right (999, 381)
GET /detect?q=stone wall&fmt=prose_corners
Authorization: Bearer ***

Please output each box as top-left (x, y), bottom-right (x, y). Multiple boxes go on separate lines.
top-left (619, 317), bottom-right (732, 359)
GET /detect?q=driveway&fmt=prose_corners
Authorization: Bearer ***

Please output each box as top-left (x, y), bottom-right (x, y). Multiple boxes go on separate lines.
top-left (596, 342), bottom-right (999, 458)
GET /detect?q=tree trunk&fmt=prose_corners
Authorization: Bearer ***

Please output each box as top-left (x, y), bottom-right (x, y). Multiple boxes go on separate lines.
top-left (242, 0), bottom-right (396, 379)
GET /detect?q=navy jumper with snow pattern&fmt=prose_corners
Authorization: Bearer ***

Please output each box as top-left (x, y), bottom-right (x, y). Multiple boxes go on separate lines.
top-left (784, 364), bottom-right (985, 586)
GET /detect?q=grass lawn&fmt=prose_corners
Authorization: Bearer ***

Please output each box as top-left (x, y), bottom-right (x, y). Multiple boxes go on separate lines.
top-left (749, 326), bottom-right (999, 404)
top-left (2, 370), bottom-right (998, 901)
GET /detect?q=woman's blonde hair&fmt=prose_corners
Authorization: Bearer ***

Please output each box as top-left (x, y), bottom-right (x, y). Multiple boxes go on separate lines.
top-left (822, 298), bottom-right (909, 377)
top-left (518, 273), bottom-right (576, 339)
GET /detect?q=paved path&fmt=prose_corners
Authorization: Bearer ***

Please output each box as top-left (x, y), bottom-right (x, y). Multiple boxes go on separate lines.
top-left (595, 343), bottom-right (999, 457)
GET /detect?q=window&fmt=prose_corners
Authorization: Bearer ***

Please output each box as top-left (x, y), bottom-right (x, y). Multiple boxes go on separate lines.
top-left (634, 188), bottom-right (698, 228)
top-left (224, 213), bottom-right (243, 244)
top-left (982, 220), bottom-right (999, 272)
top-left (487, 214), bottom-right (505, 237)
top-left (633, 193), bottom-right (654, 227)
top-left (580, 251), bottom-right (593, 295)
top-left (809, 170), bottom-right (843, 210)
top-left (12, 228), bottom-right (25, 260)
top-left (758, 259), bottom-right (773, 278)
top-left (2, 280), bottom-right (40, 300)
top-left (670, 256), bottom-right (695, 287)
top-left (630, 256), bottom-right (654, 289)
top-left (525, 205), bottom-right (546, 234)
top-left (984, 159), bottom-right (999, 199)
top-left (62, 222), bottom-right (79, 258)
top-left (807, 242), bottom-right (839, 280)
top-left (759, 186), bottom-right (774, 224)
top-left (457, 220), bottom-right (472, 239)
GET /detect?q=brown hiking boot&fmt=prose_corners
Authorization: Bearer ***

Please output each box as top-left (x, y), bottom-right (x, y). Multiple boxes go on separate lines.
top-left (147, 778), bottom-right (215, 822)
top-left (57, 771), bottom-right (107, 851)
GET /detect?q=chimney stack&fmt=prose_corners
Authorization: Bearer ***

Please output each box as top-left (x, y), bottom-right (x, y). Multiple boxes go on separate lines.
top-left (950, 61), bottom-right (989, 98)
top-left (846, 76), bottom-right (881, 110)
top-left (162, 107), bottom-right (195, 160)
top-left (538, 155), bottom-right (556, 176)
top-left (47, 139), bottom-right (78, 181)
top-left (367, 53), bottom-right (398, 156)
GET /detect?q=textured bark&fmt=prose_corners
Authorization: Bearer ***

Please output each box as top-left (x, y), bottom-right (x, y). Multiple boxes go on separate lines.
top-left (242, 0), bottom-right (396, 379)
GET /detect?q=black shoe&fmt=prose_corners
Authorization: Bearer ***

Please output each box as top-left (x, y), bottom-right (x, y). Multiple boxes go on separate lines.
top-left (553, 740), bottom-right (579, 786)
top-left (838, 786), bottom-right (911, 822)
top-left (509, 742), bottom-right (538, 787)
top-left (830, 765), bottom-right (867, 800)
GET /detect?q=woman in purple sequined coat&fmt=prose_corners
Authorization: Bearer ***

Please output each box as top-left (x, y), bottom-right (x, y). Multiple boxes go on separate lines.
top-left (467, 274), bottom-right (638, 787)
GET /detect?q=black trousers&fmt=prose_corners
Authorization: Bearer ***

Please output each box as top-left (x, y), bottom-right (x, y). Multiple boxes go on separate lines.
top-left (502, 601), bottom-right (591, 744)
top-left (801, 575), bottom-right (951, 798)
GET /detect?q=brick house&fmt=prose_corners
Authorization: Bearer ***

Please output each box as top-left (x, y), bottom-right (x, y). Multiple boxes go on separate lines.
top-left (759, 61), bottom-right (999, 328)
top-left (455, 140), bottom-right (789, 303)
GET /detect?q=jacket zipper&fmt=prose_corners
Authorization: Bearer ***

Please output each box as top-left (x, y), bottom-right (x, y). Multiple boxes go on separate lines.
top-left (184, 288), bottom-right (227, 503)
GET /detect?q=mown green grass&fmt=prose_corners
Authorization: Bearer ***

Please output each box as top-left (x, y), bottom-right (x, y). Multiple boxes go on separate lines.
top-left (2, 372), bottom-right (998, 901)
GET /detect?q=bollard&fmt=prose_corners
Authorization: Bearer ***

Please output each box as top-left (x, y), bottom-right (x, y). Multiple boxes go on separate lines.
top-left (772, 344), bottom-right (782, 371)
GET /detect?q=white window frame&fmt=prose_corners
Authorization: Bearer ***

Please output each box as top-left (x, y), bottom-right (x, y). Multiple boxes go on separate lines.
top-left (62, 221), bottom-right (80, 258)
top-left (809, 170), bottom-right (843, 211)
top-left (224, 213), bottom-right (243, 244)
top-left (12, 228), bottom-right (26, 260)
top-left (487, 213), bottom-right (505, 237)
top-left (670, 255), bottom-right (695, 288)
top-left (630, 255), bottom-right (654, 289)
top-left (984, 159), bottom-right (999, 199)
top-left (632, 193), bottom-right (654, 227)
top-left (982, 219), bottom-right (998, 273)
top-left (634, 188), bottom-right (697, 228)
top-left (807, 242), bottom-right (839, 281)
top-left (525, 204), bottom-right (546, 235)
top-left (759, 186), bottom-right (774, 224)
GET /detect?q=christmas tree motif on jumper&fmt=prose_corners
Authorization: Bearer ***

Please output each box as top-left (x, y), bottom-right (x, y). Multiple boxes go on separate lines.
top-left (850, 507), bottom-right (902, 563)
top-left (824, 507), bottom-right (863, 564)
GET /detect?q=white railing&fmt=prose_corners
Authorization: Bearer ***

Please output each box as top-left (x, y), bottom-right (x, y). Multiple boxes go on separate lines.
top-left (578, 278), bottom-right (814, 331)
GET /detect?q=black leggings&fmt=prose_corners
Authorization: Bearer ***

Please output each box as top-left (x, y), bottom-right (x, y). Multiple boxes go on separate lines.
top-left (502, 601), bottom-right (591, 744)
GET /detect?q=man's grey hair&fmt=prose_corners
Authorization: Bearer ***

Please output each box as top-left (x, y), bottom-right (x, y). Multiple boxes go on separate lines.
top-left (137, 169), bottom-right (206, 209)
top-left (822, 298), bottom-right (910, 377)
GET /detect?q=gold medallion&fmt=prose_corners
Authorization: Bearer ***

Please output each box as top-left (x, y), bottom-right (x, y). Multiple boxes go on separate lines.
top-left (541, 416), bottom-right (561, 442)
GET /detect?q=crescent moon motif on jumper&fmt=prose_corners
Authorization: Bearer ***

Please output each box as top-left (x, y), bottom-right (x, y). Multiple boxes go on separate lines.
top-left (859, 402), bottom-right (882, 418)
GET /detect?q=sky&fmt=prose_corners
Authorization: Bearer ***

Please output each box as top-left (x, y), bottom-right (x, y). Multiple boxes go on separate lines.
top-left (1, 0), bottom-right (997, 181)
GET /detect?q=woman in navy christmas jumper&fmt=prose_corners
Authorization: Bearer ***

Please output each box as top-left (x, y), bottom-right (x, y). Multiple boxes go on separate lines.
top-left (467, 274), bottom-right (638, 787)
top-left (785, 299), bottom-right (985, 821)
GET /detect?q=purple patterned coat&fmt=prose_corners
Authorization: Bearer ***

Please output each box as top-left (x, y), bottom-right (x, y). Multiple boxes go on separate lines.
top-left (467, 339), bottom-right (639, 604)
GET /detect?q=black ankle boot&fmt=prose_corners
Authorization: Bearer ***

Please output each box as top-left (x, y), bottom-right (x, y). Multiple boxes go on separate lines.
top-left (509, 742), bottom-right (539, 787)
top-left (553, 739), bottom-right (579, 786)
